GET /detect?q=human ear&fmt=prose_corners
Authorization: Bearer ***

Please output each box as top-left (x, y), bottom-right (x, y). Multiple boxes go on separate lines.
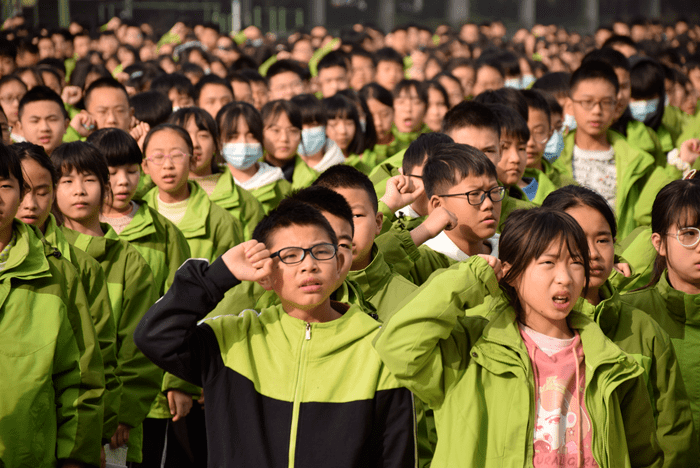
top-left (374, 211), bottom-right (383, 235)
top-left (428, 194), bottom-right (442, 212)
top-left (257, 273), bottom-right (273, 290)
top-left (141, 160), bottom-right (151, 176)
top-left (564, 97), bottom-right (573, 117)
top-left (651, 232), bottom-right (666, 257)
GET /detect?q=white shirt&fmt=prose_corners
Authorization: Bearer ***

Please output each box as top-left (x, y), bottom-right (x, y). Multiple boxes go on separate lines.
top-left (424, 230), bottom-right (500, 261)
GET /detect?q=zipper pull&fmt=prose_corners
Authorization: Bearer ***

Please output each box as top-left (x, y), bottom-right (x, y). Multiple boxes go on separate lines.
top-left (305, 322), bottom-right (311, 340)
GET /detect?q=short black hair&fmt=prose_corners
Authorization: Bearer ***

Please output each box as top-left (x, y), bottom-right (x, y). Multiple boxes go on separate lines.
top-left (473, 88), bottom-right (528, 122)
top-left (252, 198), bottom-right (338, 249)
top-left (602, 34), bottom-right (637, 53)
top-left (423, 143), bottom-right (498, 198)
top-left (0, 143), bottom-right (25, 191)
top-left (0, 38), bottom-right (18, 60)
top-left (359, 82), bottom-right (393, 108)
top-left (142, 123), bottom-right (194, 156)
top-left (282, 185), bottom-right (354, 237)
top-left (215, 101), bottom-right (262, 146)
top-left (582, 47), bottom-right (630, 72)
top-left (151, 73), bottom-right (195, 101)
top-left (194, 74), bottom-right (234, 103)
top-left (267, 59), bottom-right (306, 81)
top-left (261, 99), bottom-right (302, 130)
top-left (474, 57), bottom-right (505, 79)
top-left (374, 47), bottom-right (404, 67)
top-left (13, 142), bottom-right (57, 186)
top-left (402, 132), bottom-right (454, 174)
top-left (314, 164), bottom-right (379, 213)
top-left (131, 91), bottom-right (173, 127)
top-left (570, 60), bottom-right (619, 95)
top-left (348, 46), bottom-right (376, 67)
top-left (441, 100), bottom-right (500, 139)
top-left (18, 85), bottom-right (68, 120)
top-left (290, 93), bottom-right (326, 126)
top-left (322, 94), bottom-right (363, 155)
top-left (540, 91), bottom-right (563, 117)
top-left (84, 77), bottom-right (129, 109)
top-left (70, 60), bottom-right (110, 90)
top-left (520, 89), bottom-right (551, 123)
top-left (180, 62), bottom-right (205, 81)
top-left (317, 50), bottom-right (348, 74)
top-left (87, 128), bottom-right (143, 167)
top-left (238, 68), bottom-right (266, 85)
top-left (542, 185), bottom-right (617, 239)
top-left (51, 141), bottom-right (110, 202)
top-left (393, 79), bottom-right (428, 104)
top-left (532, 72), bottom-right (571, 99)
top-left (489, 104), bottom-right (530, 142)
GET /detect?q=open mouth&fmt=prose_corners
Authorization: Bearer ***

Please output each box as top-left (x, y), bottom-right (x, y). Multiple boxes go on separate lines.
top-left (552, 294), bottom-right (571, 310)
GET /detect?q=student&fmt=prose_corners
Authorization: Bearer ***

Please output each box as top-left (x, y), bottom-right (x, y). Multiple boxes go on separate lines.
top-left (290, 93), bottom-right (346, 172)
top-left (434, 72), bottom-right (465, 108)
top-left (471, 57), bottom-right (505, 96)
top-left (134, 200), bottom-right (416, 467)
top-left (215, 101), bottom-right (292, 214)
top-left (348, 46), bottom-right (376, 91)
top-left (322, 94), bottom-right (371, 172)
top-left (141, 124), bottom-right (244, 261)
top-left (542, 185), bottom-right (699, 467)
top-left (0, 106), bottom-right (10, 145)
top-left (266, 59), bottom-right (307, 101)
top-left (170, 106), bottom-right (265, 238)
top-left (52, 141), bottom-right (162, 464)
top-left (239, 68), bottom-right (269, 110)
top-left (424, 80), bottom-right (450, 132)
top-left (0, 142), bottom-right (104, 468)
top-left (392, 79), bottom-right (429, 149)
top-left (193, 74), bottom-right (234, 120)
top-left (359, 83), bottom-right (400, 163)
top-left (0, 75), bottom-right (28, 142)
top-left (14, 85), bottom-right (69, 154)
top-left (150, 72), bottom-right (196, 110)
top-left (228, 72), bottom-right (254, 106)
top-left (84, 77), bottom-right (133, 133)
top-left (317, 50), bottom-right (350, 98)
top-left (374, 207), bottom-right (663, 467)
top-left (262, 99), bottom-right (318, 189)
top-left (14, 141), bottom-right (121, 446)
top-left (0, 38), bottom-right (17, 77)
top-left (130, 90), bottom-right (172, 128)
top-left (87, 128), bottom-right (191, 295)
top-left (374, 47), bottom-right (405, 94)
top-left (620, 177), bottom-right (700, 440)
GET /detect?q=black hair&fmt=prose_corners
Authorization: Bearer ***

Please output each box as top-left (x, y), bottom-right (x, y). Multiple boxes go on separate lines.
top-left (0, 143), bottom-right (25, 191)
top-left (359, 82), bottom-right (393, 108)
top-left (86, 128), bottom-right (143, 167)
top-left (0, 38), bottom-right (18, 60)
top-left (425, 80), bottom-right (450, 109)
top-left (282, 185), bottom-right (354, 237)
top-left (540, 91), bottom-right (563, 117)
top-left (15, 67), bottom-right (44, 88)
top-left (267, 59), bottom-right (306, 81)
top-left (393, 79), bottom-right (428, 104)
top-left (130, 91), bottom-right (172, 127)
top-left (569, 60), bottom-right (619, 95)
top-left (402, 132), bottom-right (454, 174)
top-left (336, 88), bottom-right (377, 151)
top-left (70, 59), bottom-right (110, 90)
top-left (532, 72), bottom-right (571, 99)
top-left (261, 99), bottom-right (302, 130)
top-left (18, 86), bottom-right (68, 120)
top-left (252, 198), bottom-right (338, 249)
top-left (489, 104), bottom-right (530, 142)
top-left (520, 89), bottom-right (551, 123)
top-left (374, 47), bottom-right (404, 66)
top-left (317, 50), bottom-right (348, 73)
top-left (474, 57), bottom-right (505, 80)
top-left (51, 141), bottom-right (110, 202)
top-left (499, 208), bottom-right (590, 315)
top-left (84, 77), bottom-right (129, 110)
top-left (180, 62), bottom-right (205, 81)
top-left (322, 94), bottom-right (363, 155)
top-left (124, 63), bottom-right (164, 93)
top-left (314, 164), bottom-right (379, 213)
top-left (434, 72), bottom-right (464, 95)
top-left (647, 178), bottom-right (700, 287)
top-left (37, 65), bottom-right (62, 88)
top-left (13, 142), bottom-right (58, 186)
top-left (150, 73), bottom-right (195, 101)
top-left (602, 35), bottom-right (638, 53)
top-left (193, 74), bottom-right (234, 103)
top-left (582, 48), bottom-right (630, 72)
top-left (348, 46), bottom-right (376, 67)
top-left (235, 57), bottom-right (262, 74)
top-left (227, 72), bottom-right (250, 86)
top-left (473, 88), bottom-right (528, 122)
top-left (629, 57), bottom-right (666, 131)
top-left (423, 142), bottom-right (498, 198)
top-left (215, 101), bottom-right (262, 146)
top-left (441, 100), bottom-right (500, 139)
top-left (168, 106), bottom-right (223, 171)
top-left (238, 68), bottom-right (266, 85)
top-left (0, 75), bottom-right (28, 97)
top-left (542, 185), bottom-right (617, 239)
top-left (495, 50), bottom-right (521, 77)
top-left (445, 57), bottom-right (474, 75)
top-left (290, 94), bottom-right (326, 126)
top-left (142, 123), bottom-right (194, 156)
top-left (37, 58), bottom-right (66, 75)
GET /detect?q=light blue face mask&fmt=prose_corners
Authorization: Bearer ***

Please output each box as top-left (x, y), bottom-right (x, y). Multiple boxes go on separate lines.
top-left (504, 77), bottom-right (522, 89)
top-left (543, 129), bottom-right (565, 162)
top-left (359, 118), bottom-right (367, 133)
top-left (222, 142), bottom-right (262, 170)
top-left (521, 74), bottom-right (536, 89)
top-left (563, 113), bottom-right (577, 131)
top-left (629, 98), bottom-right (659, 123)
top-left (298, 126), bottom-right (326, 157)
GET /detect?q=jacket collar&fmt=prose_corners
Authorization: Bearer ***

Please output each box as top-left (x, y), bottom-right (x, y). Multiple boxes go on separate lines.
top-left (656, 271), bottom-right (700, 325)
top-left (576, 280), bottom-right (621, 336)
top-left (209, 168), bottom-right (243, 208)
top-left (118, 201), bottom-right (157, 240)
top-left (61, 223), bottom-right (120, 260)
top-left (346, 245), bottom-right (393, 301)
top-left (42, 214), bottom-right (74, 262)
top-left (1, 221), bottom-right (53, 281)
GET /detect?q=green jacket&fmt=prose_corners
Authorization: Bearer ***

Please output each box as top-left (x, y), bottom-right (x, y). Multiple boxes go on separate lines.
top-left (289, 154), bottom-right (319, 190)
top-left (116, 201), bottom-right (191, 294)
top-left (378, 201), bottom-right (425, 235)
top-left (375, 256), bottom-right (663, 468)
top-left (661, 105), bottom-right (688, 146)
top-left (612, 226), bottom-right (657, 292)
top-left (620, 272), bottom-right (700, 441)
top-left (246, 172), bottom-right (292, 214)
top-left (143, 181), bottom-right (243, 263)
top-left (578, 281), bottom-right (698, 467)
top-left (499, 187), bottom-right (535, 232)
top-left (343, 153), bottom-right (372, 174)
top-left (62, 224), bottom-right (162, 463)
top-left (0, 221), bottom-right (103, 467)
top-left (369, 149), bottom-right (405, 200)
top-left (554, 130), bottom-right (669, 239)
top-left (523, 166), bottom-right (561, 205)
top-left (677, 111), bottom-right (700, 149)
top-left (206, 167), bottom-right (266, 239)
top-left (43, 215), bottom-right (121, 440)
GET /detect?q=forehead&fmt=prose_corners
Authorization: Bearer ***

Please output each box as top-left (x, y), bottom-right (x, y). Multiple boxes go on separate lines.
top-left (528, 108), bottom-right (549, 124)
top-left (146, 129), bottom-right (188, 151)
top-left (23, 99), bottom-right (64, 116)
top-left (88, 87), bottom-right (129, 106)
top-left (200, 83), bottom-right (232, 97)
top-left (267, 223), bottom-right (334, 250)
top-left (321, 211), bottom-right (353, 239)
top-left (1, 80), bottom-right (25, 93)
top-left (571, 78), bottom-right (616, 97)
top-left (448, 125), bottom-right (499, 148)
top-left (269, 71), bottom-right (301, 85)
top-left (447, 172), bottom-right (498, 192)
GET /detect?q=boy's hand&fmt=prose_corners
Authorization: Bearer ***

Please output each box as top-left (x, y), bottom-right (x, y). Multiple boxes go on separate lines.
top-left (109, 423), bottom-right (130, 449)
top-left (167, 389), bottom-right (193, 422)
top-left (130, 121), bottom-right (150, 151)
top-left (410, 207), bottom-right (457, 246)
top-left (614, 262), bottom-right (632, 277)
top-left (222, 240), bottom-right (273, 282)
top-left (69, 110), bottom-right (96, 137)
top-left (61, 85), bottom-right (83, 106)
top-left (679, 138), bottom-right (700, 166)
top-left (380, 175), bottom-right (424, 212)
top-left (476, 254), bottom-right (503, 280)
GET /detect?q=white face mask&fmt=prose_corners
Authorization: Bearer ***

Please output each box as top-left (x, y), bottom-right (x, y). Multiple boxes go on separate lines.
top-left (629, 98), bottom-right (660, 123)
top-left (563, 113), bottom-right (577, 131)
top-left (504, 77), bottom-right (522, 89)
top-left (222, 142), bottom-right (262, 170)
top-left (543, 129), bottom-right (565, 162)
top-left (297, 126), bottom-right (326, 157)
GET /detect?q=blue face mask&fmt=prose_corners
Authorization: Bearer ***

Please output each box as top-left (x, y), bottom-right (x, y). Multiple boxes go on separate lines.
top-left (504, 77), bottom-right (522, 89)
top-left (543, 129), bottom-right (565, 162)
top-left (359, 118), bottom-right (367, 133)
top-left (563, 113), bottom-right (577, 131)
top-left (521, 74), bottom-right (536, 89)
top-left (298, 126), bottom-right (326, 157)
top-left (222, 142), bottom-right (262, 170)
top-left (629, 98), bottom-right (660, 123)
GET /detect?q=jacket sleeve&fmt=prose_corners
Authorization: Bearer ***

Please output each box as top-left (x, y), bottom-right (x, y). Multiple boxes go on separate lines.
top-left (116, 249), bottom-right (163, 429)
top-left (211, 206), bottom-right (244, 260)
top-left (374, 256), bottom-right (499, 407)
top-left (134, 257), bottom-right (240, 386)
top-left (163, 219), bottom-right (192, 292)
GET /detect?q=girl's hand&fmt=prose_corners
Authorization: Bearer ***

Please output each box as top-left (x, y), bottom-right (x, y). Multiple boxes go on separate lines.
top-left (109, 423), bottom-right (130, 449)
top-left (61, 86), bottom-right (83, 106)
top-left (476, 254), bottom-right (503, 280)
top-left (129, 121), bottom-right (150, 151)
top-left (167, 389), bottom-right (194, 422)
top-left (614, 262), bottom-right (632, 277)
top-left (679, 138), bottom-right (700, 166)
top-left (222, 240), bottom-right (273, 282)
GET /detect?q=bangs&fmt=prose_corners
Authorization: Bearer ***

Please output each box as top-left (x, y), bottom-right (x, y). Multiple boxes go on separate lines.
top-left (676, 206), bottom-right (700, 229)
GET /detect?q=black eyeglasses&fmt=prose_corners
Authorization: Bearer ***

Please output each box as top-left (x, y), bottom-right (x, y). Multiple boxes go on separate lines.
top-left (270, 243), bottom-right (337, 264)
top-left (436, 186), bottom-right (506, 206)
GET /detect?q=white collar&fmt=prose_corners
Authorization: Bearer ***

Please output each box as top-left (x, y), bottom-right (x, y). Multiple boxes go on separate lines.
top-left (395, 204), bottom-right (421, 219)
top-left (236, 162), bottom-right (285, 191)
top-left (424, 230), bottom-right (500, 261)
top-left (310, 140), bottom-right (346, 173)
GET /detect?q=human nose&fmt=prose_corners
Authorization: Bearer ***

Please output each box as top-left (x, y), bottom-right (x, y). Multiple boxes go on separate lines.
top-left (299, 250), bottom-right (320, 271)
top-left (21, 191), bottom-right (37, 210)
top-left (588, 239), bottom-right (601, 260)
top-left (554, 262), bottom-right (574, 285)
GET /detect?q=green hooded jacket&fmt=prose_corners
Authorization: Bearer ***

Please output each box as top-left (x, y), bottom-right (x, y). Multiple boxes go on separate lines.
top-left (375, 256), bottom-right (663, 468)
top-left (143, 181), bottom-right (243, 263)
top-left (522, 166), bottom-right (562, 205)
top-left (612, 226), bottom-right (657, 292)
top-left (205, 167), bottom-right (266, 239)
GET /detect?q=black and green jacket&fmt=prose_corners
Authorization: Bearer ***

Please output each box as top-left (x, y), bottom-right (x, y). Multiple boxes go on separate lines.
top-left (135, 257), bottom-right (416, 467)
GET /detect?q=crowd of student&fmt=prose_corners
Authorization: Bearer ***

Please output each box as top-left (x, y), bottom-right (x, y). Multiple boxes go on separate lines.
top-left (1, 12), bottom-right (700, 468)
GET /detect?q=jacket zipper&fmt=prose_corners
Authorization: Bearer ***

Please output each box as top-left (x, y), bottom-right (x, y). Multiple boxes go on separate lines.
top-left (288, 322), bottom-right (311, 467)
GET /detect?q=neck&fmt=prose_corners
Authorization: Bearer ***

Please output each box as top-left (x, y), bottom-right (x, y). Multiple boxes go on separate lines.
top-left (575, 129), bottom-right (610, 151)
top-left (667, 269), bottom-right (700, 295)
top-left (63, 216), bottom-right (104, 237)
top-left (584, 286), bottom-right (602, 306)
top-left (522, 313), bottom-right (574, 339)
top-left (446, 229), bottom-right (491, 256)
top-left (377, 132), bottom-right (393, 145)
top-left (517, 178), bottom-right (528, 189)
top-left (227, 162), bottom-right (259, 182)
top-left (350, 251), bottom-right (373, 272)
top-left (191, 165), bottom-right (213, 178)
top-left (265, 153), bottom-right (291, 168)
top-left (0, 222), bottom-right (13, 252)
top-left (283, 299), bottom-right (342, 323)
top-left (102, 200), bottom-right (133, 217)
top-left (158, 183), bottom-right (190, 204)
top-left (302, 149), bottom-right (325, 167)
